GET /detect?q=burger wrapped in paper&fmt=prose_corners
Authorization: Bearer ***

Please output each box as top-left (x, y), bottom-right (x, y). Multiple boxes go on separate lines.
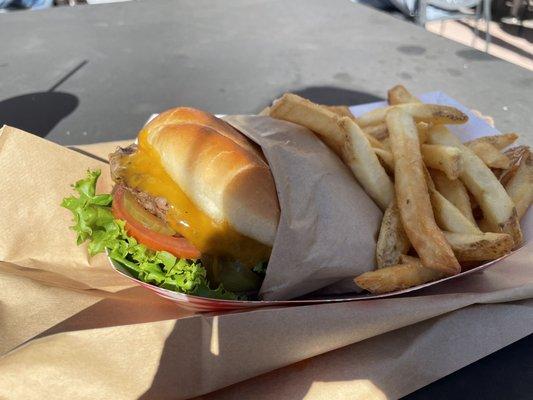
top-left (110, 108), bottom-right (281, 294)
top-left (63, 106), bottom-right (381, 300)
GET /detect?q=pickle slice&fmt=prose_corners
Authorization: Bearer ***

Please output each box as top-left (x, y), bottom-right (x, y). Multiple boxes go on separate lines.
top-left (122, 190), bottom-right (176, 236)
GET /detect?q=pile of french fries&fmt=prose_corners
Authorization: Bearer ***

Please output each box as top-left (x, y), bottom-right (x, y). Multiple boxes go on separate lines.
top-left (265, 85), bottom-right (532, 294)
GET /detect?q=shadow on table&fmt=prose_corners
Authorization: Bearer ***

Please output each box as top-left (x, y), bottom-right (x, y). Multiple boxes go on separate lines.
top-left (0, 92), bottom-right (79, 137)
top-left (256, 86), bottom-right (384, 112)
top-left (279, 86), bottom-right (384, 106)
top-left (0, 60), bottom-right (87, 137)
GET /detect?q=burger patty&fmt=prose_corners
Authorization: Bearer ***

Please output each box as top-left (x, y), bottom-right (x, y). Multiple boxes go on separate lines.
top-left (109, 145), bottom-right (170, 221)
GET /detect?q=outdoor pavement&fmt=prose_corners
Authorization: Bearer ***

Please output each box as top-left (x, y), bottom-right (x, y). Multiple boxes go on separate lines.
top-left (426, 19), bottom-right (533, 71)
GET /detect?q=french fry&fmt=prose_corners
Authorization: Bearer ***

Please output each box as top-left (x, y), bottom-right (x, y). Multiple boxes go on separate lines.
top-left (428, 125), bottom-right (522, 246)
top-left (340, 118), bottom-right (395, 210)
top-left (269, 93), bottom-right (346, 155)
top-left (362, 121), bottom-right (425, 143)
top-left (374, 148), bottom-right (395, 172)
top-left (258, 106), bottom-right (271, 116)
top-left (389, 85), bottom-right (517, 172)
top-left (429, 186), bottom-right (481, 234)
top-left (356, 233), bottom-right (513, 294)
top-left (465, 132), bottom-right (518, 150)
top-left (505, 149), bottom-right (533, 220)
top-left (444, 232), bottom-right (514, 262)
top-left (323, 105), bottom-right (357, 122)
top-left (466, 141), bottom-right (511, 169)
top-left (504, 145), bottom-right (529, 161)
top-left (374, 144), bottom-right (465, 180)
top-left (399, 254), bottom-right (422, 264)
top-left (420, 144), bottom-right (463, 180)
top-left (477, 218), bottom-right (493, 233)
top-left (269, 94), bottom-right (395, 210)
top-left (376, 200), bottom-right (411, 268)
top-left (355, 261), bottom-right (444, 294)
top-left (387, 85), bottom-right (421, 105)
top-left (424, 168), bottom-right (480, 234)
top-left (363, 123), bottom-right (388, 140)
top-left (364, 130), bottom-right (387, 150)
top-left (387, 109), bottom-right (460, 275)
top-left (417, 122), bottom-right (429, 144)
top-left (387, 85), bottom-right (429, 151)
top-left (386, 86), bottom-right (428, 144)
top-left (358, 103), bottom-right (468, 128)
top-left (499, 145), bottom-right (530, 185)
top-left (431, 169), bottom-right (476, 224)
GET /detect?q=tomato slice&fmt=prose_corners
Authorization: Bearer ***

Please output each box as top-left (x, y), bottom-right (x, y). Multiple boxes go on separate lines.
top-left (112, 187), bottom-right (201, 259)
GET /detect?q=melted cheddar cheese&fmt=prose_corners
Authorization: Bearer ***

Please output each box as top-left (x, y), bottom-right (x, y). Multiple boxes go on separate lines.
top-left (120, 129), bottom-right (271, 267)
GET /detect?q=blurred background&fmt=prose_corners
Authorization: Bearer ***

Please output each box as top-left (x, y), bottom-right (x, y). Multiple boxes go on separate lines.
top-left (2, 0), bottom-right (529, 70)
top-left (355, 0), bottom-right (532, 70)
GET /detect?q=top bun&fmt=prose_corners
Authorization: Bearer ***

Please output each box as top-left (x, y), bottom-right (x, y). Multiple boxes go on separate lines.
top-left (143, 107), bottom-right (280, 246)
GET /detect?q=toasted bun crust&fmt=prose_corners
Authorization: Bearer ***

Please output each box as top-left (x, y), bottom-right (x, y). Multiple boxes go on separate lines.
top-left (144, 108), bottom-right (280, 246)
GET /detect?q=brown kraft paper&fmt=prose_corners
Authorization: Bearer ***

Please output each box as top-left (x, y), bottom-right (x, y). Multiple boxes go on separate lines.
top-left (0, 125), bottom-right (531, 400)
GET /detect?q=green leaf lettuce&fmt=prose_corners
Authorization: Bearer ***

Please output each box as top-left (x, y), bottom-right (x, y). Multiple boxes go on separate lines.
top-left (61, 169), bottom-right (238, 300)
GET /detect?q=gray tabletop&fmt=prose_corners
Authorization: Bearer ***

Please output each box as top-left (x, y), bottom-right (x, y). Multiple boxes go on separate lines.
top-left (0, 0), bottom-right (531, 398)
top-left (0, 0), bottom-right (532, 146)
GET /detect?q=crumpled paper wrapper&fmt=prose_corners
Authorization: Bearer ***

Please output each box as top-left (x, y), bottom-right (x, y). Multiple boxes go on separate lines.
top-left (0, 89), bottom-right (531, 399)
top-left (224, 115), bottom-right (381, 299)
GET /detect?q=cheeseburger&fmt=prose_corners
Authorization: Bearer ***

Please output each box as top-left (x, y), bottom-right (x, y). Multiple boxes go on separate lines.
top-left (108, 108), bottom-right (280, 293)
